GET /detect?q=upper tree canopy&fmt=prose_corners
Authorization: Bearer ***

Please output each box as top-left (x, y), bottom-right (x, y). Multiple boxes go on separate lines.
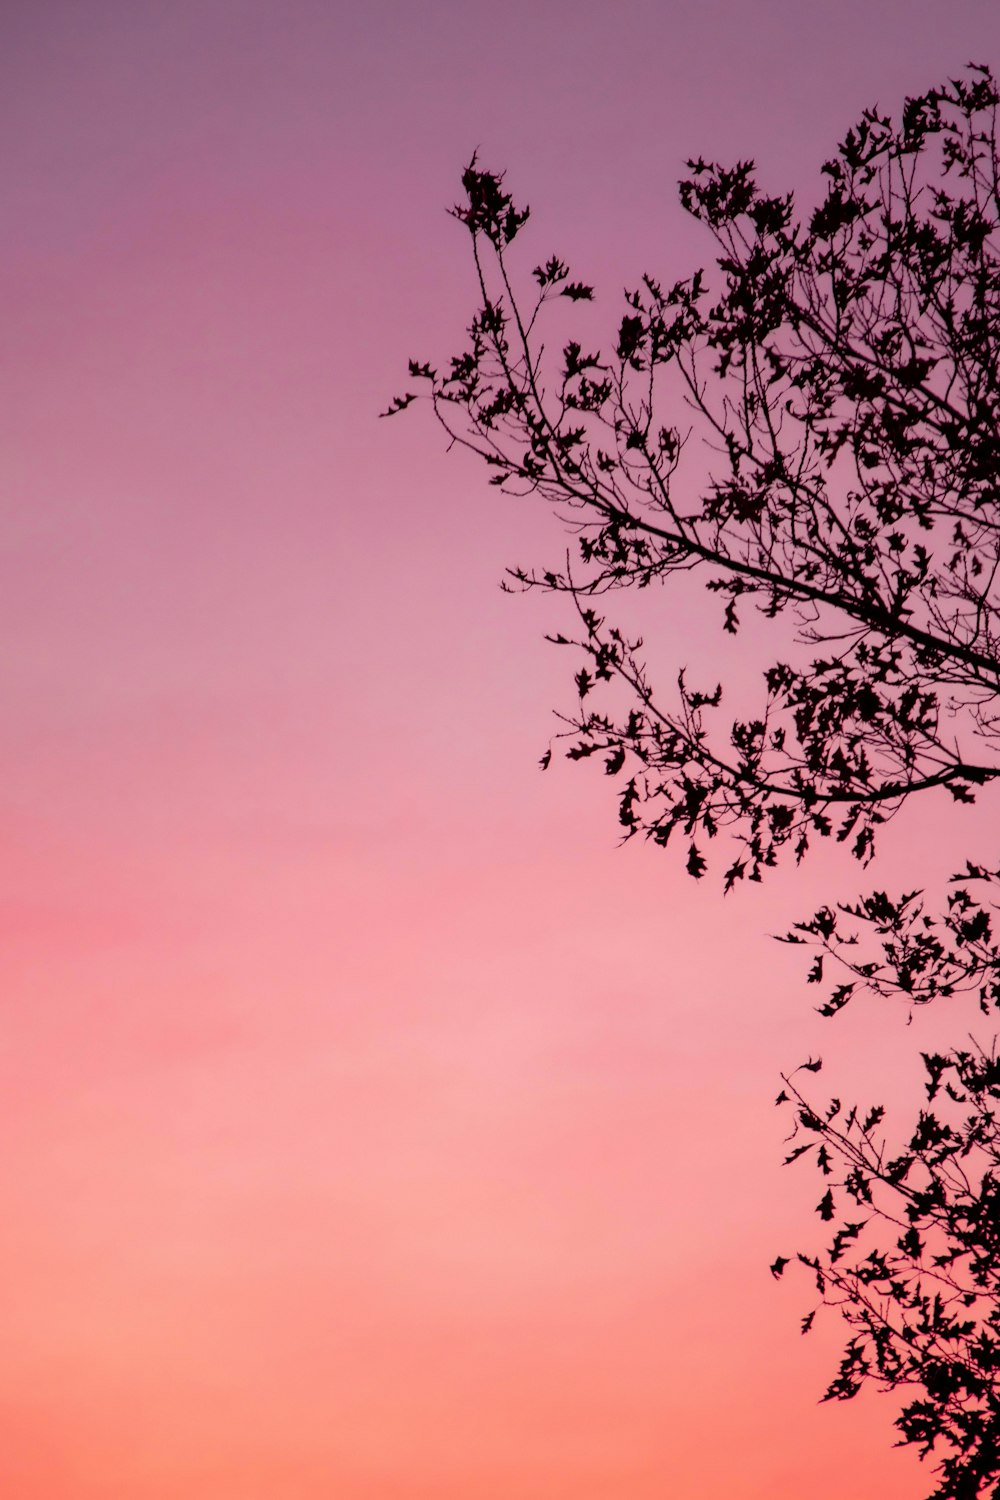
top-left (387, 64), bottom-right (1000, 886)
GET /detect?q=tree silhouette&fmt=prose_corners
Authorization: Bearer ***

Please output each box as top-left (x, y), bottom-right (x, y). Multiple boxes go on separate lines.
top-left (387, 64), bottom-right (1000, 1498)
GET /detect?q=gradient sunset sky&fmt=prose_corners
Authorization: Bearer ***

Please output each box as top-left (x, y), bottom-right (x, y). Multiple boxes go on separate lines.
top-left (6, 3), bottom-right (1000, 1497)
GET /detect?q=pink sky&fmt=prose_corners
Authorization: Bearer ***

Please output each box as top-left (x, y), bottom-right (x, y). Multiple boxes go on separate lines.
top-left (5, 3), bottom-right (1000, 1496)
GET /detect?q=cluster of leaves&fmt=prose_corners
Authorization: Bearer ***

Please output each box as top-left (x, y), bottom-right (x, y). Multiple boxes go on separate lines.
top-left (385, 65), bottom-right (1000, 885)
top-left (781, 861), bottom-right (1000, 1018)
top-left (387, 64), bottom-right (1000, 1498)
top-left (770, 862), bottom-right (1000, 1497)
top-left (776, 1036), bottom-right (1000, 1500)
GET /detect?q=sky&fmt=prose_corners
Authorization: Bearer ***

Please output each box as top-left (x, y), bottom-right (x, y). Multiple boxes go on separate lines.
top-left (4, 3), bottom-right (1000, 1497)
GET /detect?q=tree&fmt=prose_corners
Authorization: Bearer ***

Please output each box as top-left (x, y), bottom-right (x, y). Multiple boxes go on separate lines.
top-left (386, 64), bottom-right (1000, 1498)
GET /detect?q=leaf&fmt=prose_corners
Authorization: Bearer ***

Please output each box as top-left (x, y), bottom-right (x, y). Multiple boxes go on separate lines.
top-left (898, 1226), bottom-right (923, 1259)
top-left (379, 392), bottom-right (416, 418)
top-left (686, 844), bottom-right (707, 879)
top-left (533, 256), bottom-right (569, 288)
top-left (784, 1144), bottom-right (815, 1164)
top-left (817, 1189), bottom-right (835, 1222)
top-left (605, 747), bottom-right (626, 775)
top-left (618, 779), bottom-right (639, 830)
top-left (818, 983), bottom-right (856, 1018)
top-left (770, 1256), bottom-right (790, 1278)
top-left (617, 314), bottom-right (644, 360)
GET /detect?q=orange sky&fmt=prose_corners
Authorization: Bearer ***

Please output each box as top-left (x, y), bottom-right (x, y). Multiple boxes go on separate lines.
top-left (5, 3), bottom-right (1000, 1496)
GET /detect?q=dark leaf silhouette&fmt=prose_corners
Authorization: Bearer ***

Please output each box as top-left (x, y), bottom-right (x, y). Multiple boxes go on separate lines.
top-left (378, 392), bottom-right (416, 418)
